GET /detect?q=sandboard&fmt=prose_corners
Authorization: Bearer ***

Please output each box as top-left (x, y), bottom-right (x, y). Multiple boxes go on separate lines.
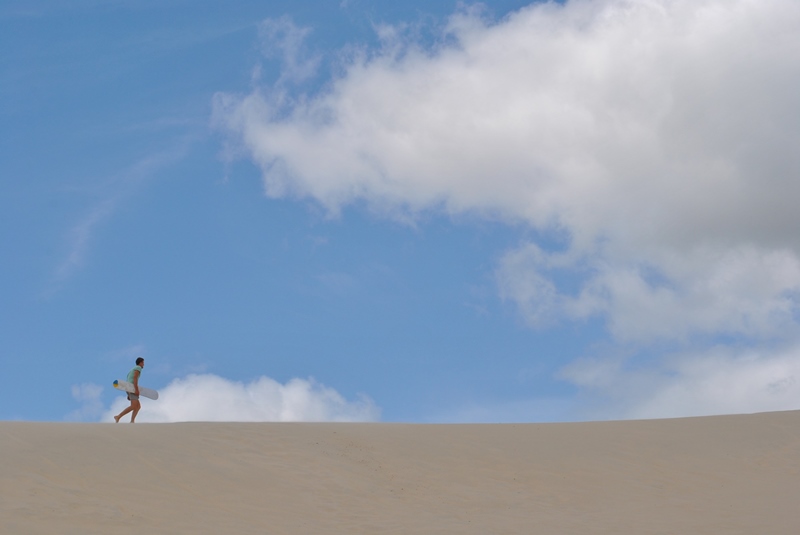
top-left (113, 379), bottom-right (159, 400)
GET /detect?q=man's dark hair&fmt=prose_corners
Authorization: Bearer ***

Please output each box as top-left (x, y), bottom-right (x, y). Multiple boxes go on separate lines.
top-left (136, 357), bottom-right (144, 365)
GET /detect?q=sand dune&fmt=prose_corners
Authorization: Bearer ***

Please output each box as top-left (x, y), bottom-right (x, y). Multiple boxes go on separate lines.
top-left (3, 411), bottom-right (800, 534)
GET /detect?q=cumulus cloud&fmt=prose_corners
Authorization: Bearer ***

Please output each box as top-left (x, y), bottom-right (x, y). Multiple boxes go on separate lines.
top-left (102, 374), bottom-right (379, 423)
top-left (217, 0), bottom-right (800, 237)
top-left (215, 0), bottom-right (800, 417)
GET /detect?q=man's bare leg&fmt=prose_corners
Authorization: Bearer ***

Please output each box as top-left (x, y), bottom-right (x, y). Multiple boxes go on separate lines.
top-left (115, 404), bottom-right (133, 423)
top-left (129, 399), bottom-right (141, 423)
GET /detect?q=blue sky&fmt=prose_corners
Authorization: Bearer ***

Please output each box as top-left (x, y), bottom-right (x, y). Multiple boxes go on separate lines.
top-left (3, 0), bottom-right (800, 423)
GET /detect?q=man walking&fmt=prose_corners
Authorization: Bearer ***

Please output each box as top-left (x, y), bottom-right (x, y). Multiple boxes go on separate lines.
top-left (115, 357), bottom-right (145, 423)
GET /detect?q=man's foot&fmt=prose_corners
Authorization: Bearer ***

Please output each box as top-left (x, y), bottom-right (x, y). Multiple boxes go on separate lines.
top-left (114, 415), bottom-right (121, 423)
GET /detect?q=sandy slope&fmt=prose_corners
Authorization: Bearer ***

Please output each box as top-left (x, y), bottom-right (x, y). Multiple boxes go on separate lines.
top-left (3, 412), bottom-right (800, 534)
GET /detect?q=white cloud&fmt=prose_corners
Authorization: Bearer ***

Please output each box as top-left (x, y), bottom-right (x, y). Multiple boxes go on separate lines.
top-left (102, 374), bottom-right (379, 423)
top-left (217, 0), bottom-right (800, 238)
top-left (498, 243), bottom-right (800, 342)
top-left (562, 343), bottom-right (800, 419)
top-left (216, 0), bottom-right (800, 417)
top-left (216, 0), bottom-right (800, 339)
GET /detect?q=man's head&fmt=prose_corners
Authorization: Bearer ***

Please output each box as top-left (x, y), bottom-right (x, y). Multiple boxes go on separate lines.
top-left (136, 357), bottom-right (145, 366)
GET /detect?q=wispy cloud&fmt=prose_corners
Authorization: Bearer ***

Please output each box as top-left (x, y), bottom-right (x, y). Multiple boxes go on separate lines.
top-left (46, 139), bottom-right (193, 295)
top-left (101, 373), bottom-right (380, 423)
top-left (255, 16), bottom-right (321, 86)
top-left (562, 342), bottom-right (800, 420)
top-left (497, 243), bottom-right (800, 343)
top-left (52, 197), bottom-right (118, 285)
top-left (67, 382), bottom-right (105, 421)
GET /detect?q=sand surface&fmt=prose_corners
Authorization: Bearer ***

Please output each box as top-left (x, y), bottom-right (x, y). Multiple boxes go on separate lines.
top-left (3, 412), bottom-right (800, 534)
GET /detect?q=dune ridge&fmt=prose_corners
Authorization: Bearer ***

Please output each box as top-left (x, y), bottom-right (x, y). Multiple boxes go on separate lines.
top-left (3, 411), bottom-right (800, 534)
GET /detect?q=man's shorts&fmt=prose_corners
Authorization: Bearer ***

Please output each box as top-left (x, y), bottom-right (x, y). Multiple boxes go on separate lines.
top-left (127, 393), bottom-right (140, 401)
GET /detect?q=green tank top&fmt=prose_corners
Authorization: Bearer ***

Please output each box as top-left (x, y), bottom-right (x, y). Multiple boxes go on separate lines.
top-left (127, 365), bottom-right (143, 383)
